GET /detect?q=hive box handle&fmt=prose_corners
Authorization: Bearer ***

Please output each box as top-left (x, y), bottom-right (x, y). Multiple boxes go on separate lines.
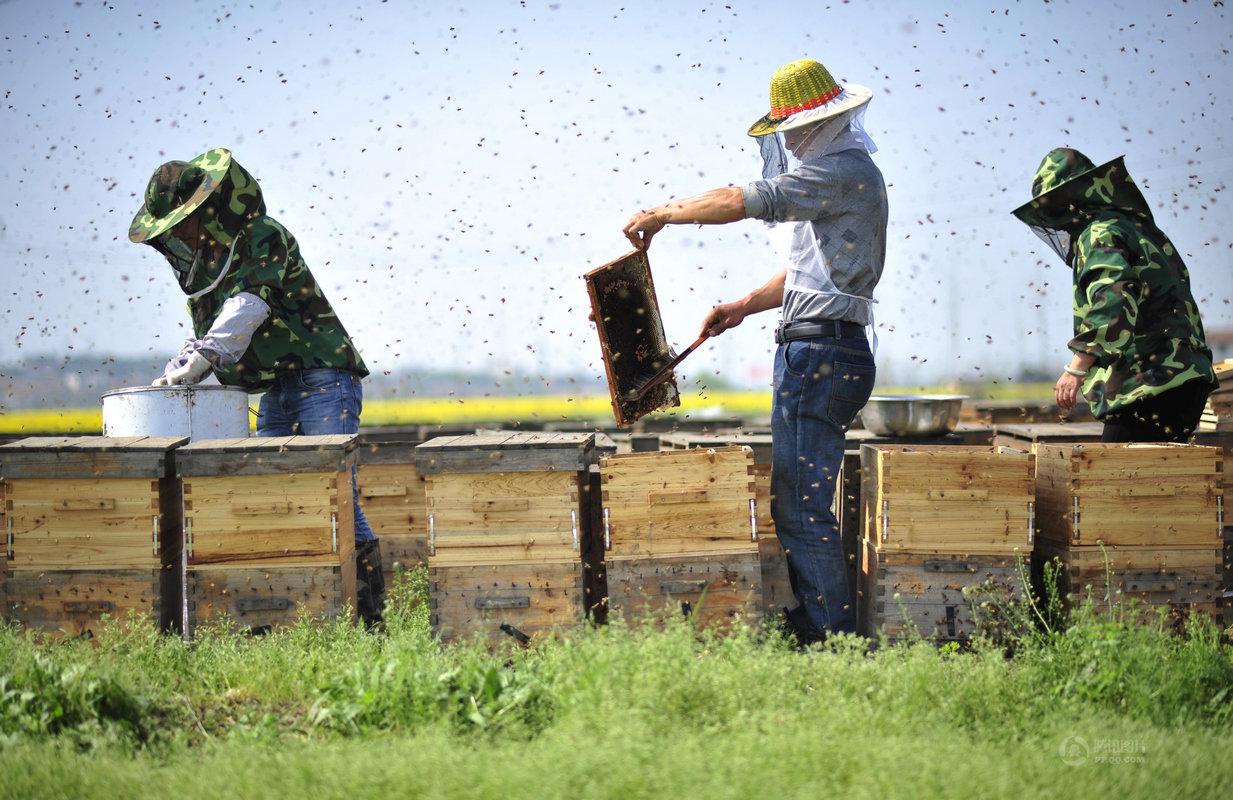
top-left (232, 501), bottom-right (292, 515)
top-left (361, 484), bottom-right (408, 498)
top-left (1116, 485), bottom-right (1179, 498)
top-left (923, 561), bottom-right (976, 574)
top-left (56, 498), bottom-right (116, 511)
top-left (63, 600), bottom-right (115, 613)
top-left (235, 597), bottom-right (294, 612)
top-left (473, 498), bottom-right (531, 513)
top-left (659, 580), bottom-right (709, 594)
top-left (927, 489), bottom-right (989, 501)
top-left (475, 596), bottom-right (531, 610)
top-left (649, 489), bottom-right (708, 505)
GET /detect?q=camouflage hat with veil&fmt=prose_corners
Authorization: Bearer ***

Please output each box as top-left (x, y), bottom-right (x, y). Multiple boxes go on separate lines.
top-left (130, 147), bottom-right (266, 296)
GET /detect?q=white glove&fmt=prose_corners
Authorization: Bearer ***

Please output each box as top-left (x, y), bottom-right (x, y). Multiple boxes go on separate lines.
top-left (153, 351), bottom-right (213, 386)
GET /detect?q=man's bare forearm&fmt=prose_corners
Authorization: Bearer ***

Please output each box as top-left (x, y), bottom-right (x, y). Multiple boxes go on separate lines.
top-left (655, 186), bottom-right (746, 225)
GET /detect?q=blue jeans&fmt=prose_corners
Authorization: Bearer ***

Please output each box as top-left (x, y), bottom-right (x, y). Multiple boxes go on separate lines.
top-left (255, 369), bottom-right (376, 543)
top-left (771, 331), bottom-right (875, 635)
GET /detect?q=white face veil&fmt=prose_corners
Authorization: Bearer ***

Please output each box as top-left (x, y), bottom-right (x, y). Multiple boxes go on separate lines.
top-left (757, 106), bottom-right (878, 181)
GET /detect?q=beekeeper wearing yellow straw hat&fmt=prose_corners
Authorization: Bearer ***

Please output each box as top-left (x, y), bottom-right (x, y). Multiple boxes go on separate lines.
top-left (622, 58), bottom-right (887, 645)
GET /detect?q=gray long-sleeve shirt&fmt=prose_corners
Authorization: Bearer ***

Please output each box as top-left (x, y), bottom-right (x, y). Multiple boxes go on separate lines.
top-left (742, 147), bottom-right (888, 326)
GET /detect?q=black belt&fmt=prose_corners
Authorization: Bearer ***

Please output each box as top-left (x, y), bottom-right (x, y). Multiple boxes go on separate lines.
top-left (775, 320), bottom-right (865, 344)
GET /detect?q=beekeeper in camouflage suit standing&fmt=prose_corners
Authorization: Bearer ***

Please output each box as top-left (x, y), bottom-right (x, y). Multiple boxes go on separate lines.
top-left (1013, 148), bottom-right (1216, 441)
top-left (130, 147), bottom-right (385, 626)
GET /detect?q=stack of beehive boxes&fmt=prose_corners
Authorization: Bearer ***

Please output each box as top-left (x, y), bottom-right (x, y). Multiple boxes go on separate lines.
top-left (356, 437), bottom-right (430, 587)
top-left (600, 446), bottom-right (761, 630)
top-left (859, 445), bottom-right (1035, 642)
top-left (1033, 442), bottom-right (1223, 624)
top-left (176, 435), bottom-right (359, 636)
top-left (416, 432), bottom-right (614, 645)
top-left (1, 436), bottom-right (186, 635)
top-left (659, 433), bottom-right (789, 615)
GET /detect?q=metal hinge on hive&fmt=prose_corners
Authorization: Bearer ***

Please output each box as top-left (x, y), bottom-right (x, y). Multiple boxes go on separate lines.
top-left (1027, 501), bottom-right (1035, 545)
top-left (1218, 495), bottom-right (1225, 537)
top-left (152, 515), bottom-right (160, 557)
top-left (881, 499), bottom-right (890, 543)
top-left (185, 517), bottom-right (194, 559)
top-left (570, 509), bottom-right (579, 551)
top-left (1071, 496), bottom-right (1081, 543)
top-left (331, 512), bottom-right (338, 553)
top-left (428, 512), bottom-right (436, 556)
top-left (749, 498), bottom-right (758, 541)
top-left (602, 507), bottom-right (611, 550)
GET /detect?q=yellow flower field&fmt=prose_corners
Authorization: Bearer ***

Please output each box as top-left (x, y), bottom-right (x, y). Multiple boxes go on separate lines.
top-left (0, 384), bottom-right (1053, 434)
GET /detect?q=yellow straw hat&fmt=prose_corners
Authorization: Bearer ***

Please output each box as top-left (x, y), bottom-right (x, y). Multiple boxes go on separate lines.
top-left (748, 59), bottom-right (873, 137)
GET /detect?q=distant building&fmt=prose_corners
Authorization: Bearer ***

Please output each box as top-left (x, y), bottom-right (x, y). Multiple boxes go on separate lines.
top-left (1209, 328), bottom-right (1233, 364)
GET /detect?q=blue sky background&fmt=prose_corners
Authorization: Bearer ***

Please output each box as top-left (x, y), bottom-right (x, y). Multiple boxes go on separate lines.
top-left (1, 0), bottom-right (1230, 393)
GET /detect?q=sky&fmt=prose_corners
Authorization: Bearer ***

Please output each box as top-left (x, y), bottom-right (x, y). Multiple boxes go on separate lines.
top-left (1, 0), bottom-right (1230, 394)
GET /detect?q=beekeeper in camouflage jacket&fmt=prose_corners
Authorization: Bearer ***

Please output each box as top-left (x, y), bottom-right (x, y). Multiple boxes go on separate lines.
top-left (130, 147), bottom-right (385, 625)
top-left (1013, 148), bottom-right (1216, 441)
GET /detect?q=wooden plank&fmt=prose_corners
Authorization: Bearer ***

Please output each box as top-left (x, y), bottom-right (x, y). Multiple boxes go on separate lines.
top-left (415, 433), bottom-right (600, 475)
top-left (992, 422), bottom-right (1104, 447)
top-left (3, 568), bottom-right (169, 635)
top-left (606, 553), bottom-right (762, 632)
top-left (177, 448), bottom-right (356, 477)
top-left (660, 433), bottom-right (774, 465)
top-left (178, 435), bottom-right (354, 460)
top-left (356, 441), bottom-right (421, 466)
top-left (1, 439), bottom-right (180, 479)
top-left (186, 564), bottom-right (354, 636)
top-left (429, 562), bottom-right (585, 646)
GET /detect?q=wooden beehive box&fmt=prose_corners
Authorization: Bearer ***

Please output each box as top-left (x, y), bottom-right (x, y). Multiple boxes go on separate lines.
top-left (0, 436), bottom-right (187, 635)
top-left (660, 433), bottom-right (788, 614)
top-left (861, 445), bottom-right (1036, 555)
top-left (1034, 443), bottom-right (1222, 548)
top-left (176, 435), bottom-right (359, 635)
top-left (1033, 541), bottom-right (1221, 625)
top-left (858, 541), bottom-right (1023, 642)
top-left (417, 432), bottom-right (615, 645)
top-left (600, 447), bottom-right (761, 629)
top-left (356, 440), bottom-right (429, 584)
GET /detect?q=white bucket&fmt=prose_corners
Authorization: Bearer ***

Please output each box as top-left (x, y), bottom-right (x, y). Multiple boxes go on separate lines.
top-left (101, 385), bottom-right (251, 441)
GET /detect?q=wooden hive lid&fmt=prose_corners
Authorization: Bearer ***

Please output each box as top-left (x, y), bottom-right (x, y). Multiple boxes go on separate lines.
top-left (415, 431), bottom-right (608, 474)
top-left (175, 434), bottom-right (357, 477)
top-left (992, 422), bottom-right (1104, 442)
top-left (0, 435), bottom-right (188, 479)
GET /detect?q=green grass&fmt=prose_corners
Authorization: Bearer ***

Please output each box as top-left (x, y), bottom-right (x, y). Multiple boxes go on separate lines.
top-left (0, 569), bottom-right (1230, 800)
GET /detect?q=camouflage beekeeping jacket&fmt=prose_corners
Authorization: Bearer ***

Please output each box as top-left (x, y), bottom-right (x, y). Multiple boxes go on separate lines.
top-left (1013, 149), bottom-right (1215, 418)
top-left (153, 154), bottom-right (367, 392)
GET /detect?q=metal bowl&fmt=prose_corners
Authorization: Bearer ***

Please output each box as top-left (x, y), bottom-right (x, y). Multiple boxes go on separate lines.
top-left (858, 395), bottom-right (967, 437)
